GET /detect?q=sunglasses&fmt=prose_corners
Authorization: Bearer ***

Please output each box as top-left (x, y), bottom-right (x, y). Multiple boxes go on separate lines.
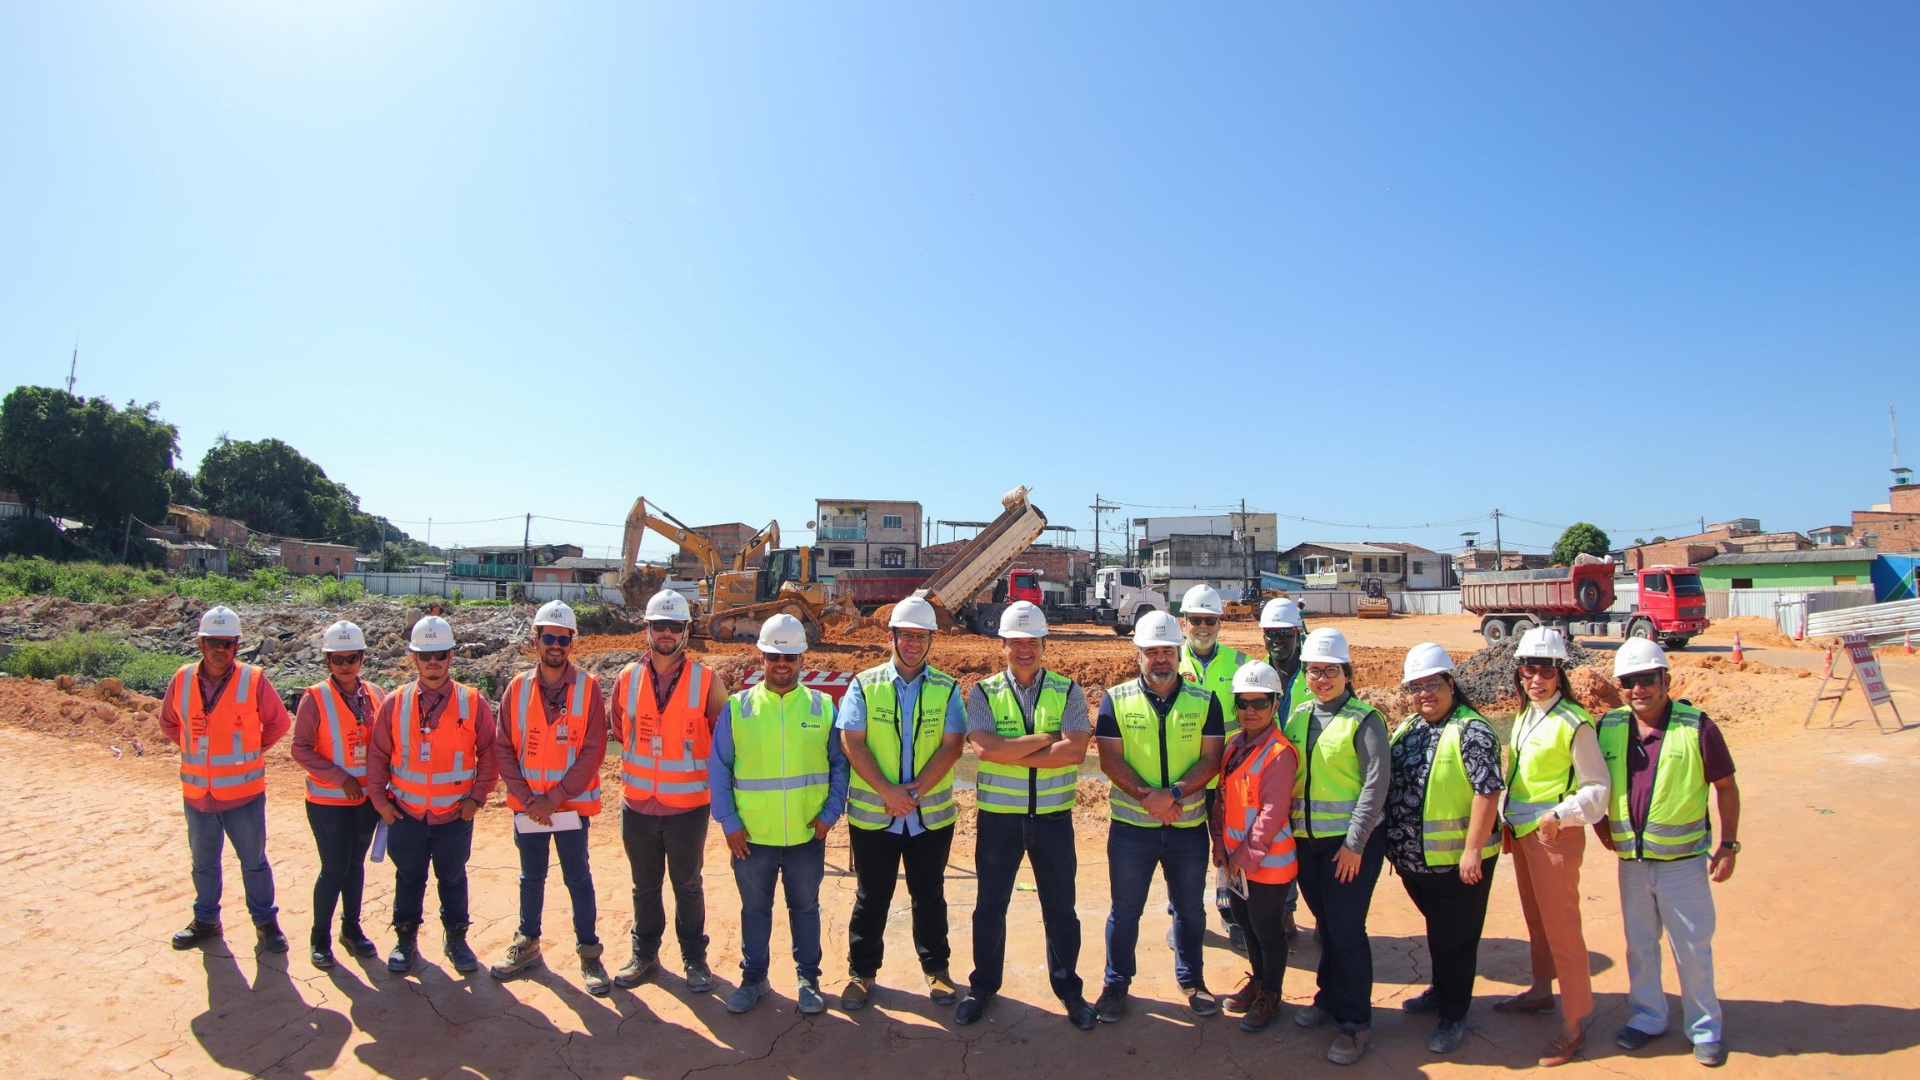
top-left (646, 621), bottom-right (684, 633)
top-left (540, 633), bottom-right (574, 647)
top-left (1304, 665), bottom-right (1344, 680)
top-left (416, 650), bottom-right (453, 663)
top-left (1406, 676), bottom-right (1448, 695)
top-left (1187, 617), bottom-right (1220, 628)
top-left (1518, 662), bottom-right (1562, 675)
top-left (201, 638), bottom-right (239, 650)
top-left (762, 653), bottom-right (798, 664)
top-left (326, 652), bottom-right (365, 666)
top-left (1233, 697), bottom-right (1273, 712)
top-left (1619, 672), bottom-right (1664, 690)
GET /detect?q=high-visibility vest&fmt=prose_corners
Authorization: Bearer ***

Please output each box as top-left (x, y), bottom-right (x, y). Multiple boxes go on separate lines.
top-left (1389, 706), bottom-right (1502, 867)
top-left (846, 664), bottom-right (959, 832)
top-left (302, 678), bottom-right (387, 805)
top-left (1504, 698), bottom-right (1596, 838)
top-left (1220, 726), bottom-right (1299, 884)
top-left (1106, 679), bottom-right (1213, 828)
top-left (1598, 702), bottom-right (1713, 861)
top-left (171, 662), bottom-right (267, 803)
top-left (974, 670), bottom-right (1079, 816)
top-left (1180, 642), bottom-right (1248, 791)
top-left (613, 659), bottom-right (713, 810)
top-left (500, 667), bottom-right (603, 816)
top-left (1283, 695), bottom-right (1376, 839)
top-left (386, 680), bottom-right (481, 818)
top-left (728, 682), bottom-right (833, 846)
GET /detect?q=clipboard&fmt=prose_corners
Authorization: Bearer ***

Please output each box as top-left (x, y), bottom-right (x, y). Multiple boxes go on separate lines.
top-left (514, 810), bottom-right (583, 834)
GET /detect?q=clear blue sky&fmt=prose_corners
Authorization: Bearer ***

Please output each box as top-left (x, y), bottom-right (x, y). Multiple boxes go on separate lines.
top-left (3, 3), bottom-right (1914, 562)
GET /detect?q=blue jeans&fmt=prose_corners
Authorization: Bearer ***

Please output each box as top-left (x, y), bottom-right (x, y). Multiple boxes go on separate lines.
top-left (1104, 822), bottom-right (1209, 989)
top-left (969, 811), bottom-right (1083, 1000)
top-left (515, 819), bottom-right (599, 945)
top-left (387, 813), bottom-right (474, 929)
top-left (732, 838), bottom-right (825, 984)
top-left (1619, 855), bottom-right (1723, 1044)
top-left (185, 796), bottom-right (277, 925)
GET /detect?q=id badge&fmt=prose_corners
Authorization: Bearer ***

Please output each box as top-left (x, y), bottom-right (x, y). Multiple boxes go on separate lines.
top-left (651, 735), bottom-right (664, 758)
top-left (418, 740), bottom-right (434, 764)
top-left (554, 724), bottom-right (570, 742)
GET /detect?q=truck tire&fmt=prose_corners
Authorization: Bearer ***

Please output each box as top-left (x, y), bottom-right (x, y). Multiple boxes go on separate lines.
top-left (1663, 636), bottom-right (1691, 651)
top-left (1626, 618), bottom-right (1655, 642)
top-left (1575, 579), bottom-right (1605, 614)
top-left (1509, 616), bottom-right (1538, 637)
top-left (1481, 618), bottom-right (1511, 647)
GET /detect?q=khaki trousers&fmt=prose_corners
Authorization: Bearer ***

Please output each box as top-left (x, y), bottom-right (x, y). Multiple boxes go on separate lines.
top-left (1509, 824), bottom-right (1593, 1022)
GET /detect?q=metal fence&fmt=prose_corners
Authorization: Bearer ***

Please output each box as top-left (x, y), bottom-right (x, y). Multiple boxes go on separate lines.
top-left (1701, 586), bottom-right (1875, 637)
top-left (346, 573), bottom-right (623, 605)
top-left (1805, 596), bottom-right (1920, 643)
top-left (1293, 590), bottom-right (1464, 616)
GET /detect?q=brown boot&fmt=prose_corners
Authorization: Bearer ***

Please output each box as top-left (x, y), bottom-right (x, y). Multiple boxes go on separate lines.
top-left (1223, 972), bottom-right (1260, 1014)
top-left (1240, 989), bottom-right (1280, 1033)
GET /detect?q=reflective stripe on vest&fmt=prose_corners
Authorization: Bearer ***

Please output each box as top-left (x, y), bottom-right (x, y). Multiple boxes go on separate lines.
top-left (846, 664), bottom-right (958, 831)
top-left (1221, 727), bottom-right (1299, 883)
top-left (974, 670), bottom-right (1078, 815)
top-left (1389, 706), bottom-right (1502, 867)
top-left (618, 660), bottom-right (712, 806)
top-left (389, 682), bottom-right (479, 814)
top-left (174, 662), bottom-right (266, 800)
top-left (1179, 643), bottom-right (1248, 791)
top-left (1504, 698), bottom-right (1595, 837)
top-left (1598, 702), bottom-right (1713, 861)
top-left (504, 668), bottom-right (602, 815)
top-left (304, 679), bottom-right (385, 804)
top-left (1106, 680), bottom-right (1211, 828)
top-left (730, 683), bottom-right (832, 846)
top-left (1282, 696), bottom-right (1373, 838)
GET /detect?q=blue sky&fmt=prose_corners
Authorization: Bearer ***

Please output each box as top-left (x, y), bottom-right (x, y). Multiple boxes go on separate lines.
top-left (3, 3), bottom-right (1914, 563)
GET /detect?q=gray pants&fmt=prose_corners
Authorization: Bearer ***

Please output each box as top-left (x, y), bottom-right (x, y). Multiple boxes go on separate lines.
top-left (1619, 855), bottom-right (1723, 1045)
top-left (621, 804), bottom-right (711, 964)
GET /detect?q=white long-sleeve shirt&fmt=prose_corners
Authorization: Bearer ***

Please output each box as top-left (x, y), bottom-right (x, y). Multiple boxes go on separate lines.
top-left (1507, 693), bottom-right (1610, 827)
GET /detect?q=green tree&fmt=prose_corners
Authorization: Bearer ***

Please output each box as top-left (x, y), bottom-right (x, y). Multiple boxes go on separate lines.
top-left (196, 437), bottom-right (410, 552)
top-left (0, 386), bottom-right (178, 531)
top-left (165, 468), bottom-right (204, 507)
top-left (1550, 522), bottom-right (1612, 566)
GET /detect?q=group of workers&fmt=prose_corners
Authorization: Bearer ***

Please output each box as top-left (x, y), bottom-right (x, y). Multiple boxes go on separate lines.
top-left (158, 581), bottom-right (1741, 1069)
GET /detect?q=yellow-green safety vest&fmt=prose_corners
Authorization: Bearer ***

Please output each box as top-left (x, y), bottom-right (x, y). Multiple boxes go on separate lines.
top-left (1180, 642), bottom-right (1249, 790)
top-left (974, 670), bottom-right (1079, 816)
top-left (1389, 705), bottom-right (1502, 867)
top-left (1597, 702), bottom-right (1713, 861)
top-left (845, 664), bottom-right (958, 832)
top-left (1504, 698), bottom-right (1596, 838)
top-left (1283, 695), bottom-right (1376, 839)
top-left (1105, 679), bottom-right (1213, 828)
top-left (728, 682), bottom-right (833, 847)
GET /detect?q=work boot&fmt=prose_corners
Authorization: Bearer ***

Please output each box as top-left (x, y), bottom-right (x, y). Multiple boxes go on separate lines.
top-left (613, 951), bottom-right (656, 989)
top-left (491, 934), bottom-right (542, 979)
top-left (311, 947), bottom-right (336, 970)
top-left (388, 924), bottom-right (419, 974)
top-left (1094, 984), bottom-right (1127, 1023)
top-left (171, 920), bottom-right (221, 951)
top-left (684, 958), bottom-right (714, 993)
top-left (925, 970), bottom-right (960, 1005)
top-left (841, 976), bottom-right (874, 1011)
top-left (1240, 989), bottom-right (1280, 1033)
top-left (255, 921), bottom-right (289, 954)
top-left (1282, 910), bottom-right (1300, 941)
top-left (444, 924), bottom-right (480, 974)
top-left (340, 924), bottom-right (378, 957)
top-left (580, 943), bottom-right (612, 997)
top-left (1223, 972), bottom-right (1260, 1014)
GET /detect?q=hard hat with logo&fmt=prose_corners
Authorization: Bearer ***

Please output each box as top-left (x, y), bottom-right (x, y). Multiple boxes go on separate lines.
top-left (198, 605), bottom-right (242, 638)
top-left (1259, 597), bottom-right (1304, 630)
top-left (998, 601), bottom-right (1049, 639)
top-left (1402, 642), bottom-right (1454, 685)
top-left (1300, 627), bottom-right (1352, 665)
top-left (1180, 584), bottom-right (1225, 617)
top-left (1613, 638), bottom-right (1670, 679)
top-left (1515, 627), bottom-right (1571, 664)
top-left (410, 616), bottom-right (456, 652)
top-left (645, 589), bottom-right (691, 622)
top-left (322, 621), bottom-right (367, 653)
top-left (533, 600), bottom-right (578, 633)
top-left (1132, 610), bottom-right (1184, 648)
top-left (1232, 661), bottom-right (1286, 695)
top-left (757, 613), bottom-right (810, 655)
top-left (889, 596), bottom-right (939, 633)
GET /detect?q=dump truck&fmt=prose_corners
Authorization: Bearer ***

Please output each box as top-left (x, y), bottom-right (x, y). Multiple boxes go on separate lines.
top-left (1462, 559), bottom-right (1709, 649)
top-left (913, 486), bottom-right (1051, 634)
top-left (1040, 565), bottom-right (1168, 633)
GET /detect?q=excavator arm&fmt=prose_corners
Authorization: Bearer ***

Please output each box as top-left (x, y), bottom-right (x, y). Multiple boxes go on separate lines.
top-left (734, 519), bottom-right (781, 573)
top-left (619, 496), bottom-right (724, 607)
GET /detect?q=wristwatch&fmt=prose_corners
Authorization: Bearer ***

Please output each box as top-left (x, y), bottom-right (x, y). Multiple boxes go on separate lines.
top-left (1169, 782), bottom-right (1185, 802)
top-left (1719, 840), bottom-right (1741, 854)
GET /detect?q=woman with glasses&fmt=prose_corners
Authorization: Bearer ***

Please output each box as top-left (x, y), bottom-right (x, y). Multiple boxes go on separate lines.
top-left (1385, 643), bottom-right (1503, 1055)
top-left (1281, 628), bottom-right (1391, 1067)
top-left (1499, 627), bottom-right (1610, 1067)
top-left (290, 620), bottom-right (387, 969)
top-left (1210, 662), bottom-right (1298, 1034)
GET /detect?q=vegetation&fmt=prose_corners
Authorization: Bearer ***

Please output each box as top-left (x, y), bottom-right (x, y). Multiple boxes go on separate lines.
top-left (0, 632), bottom-right (185, 695)
top-left (196, 436), bottom-right (413, 553)
top-left (0, 386), bottom-right (178, 533)
top-left (1550, 522), bottom-right (1613, 566)
top-left (0, 557), bottom-right (365, 606)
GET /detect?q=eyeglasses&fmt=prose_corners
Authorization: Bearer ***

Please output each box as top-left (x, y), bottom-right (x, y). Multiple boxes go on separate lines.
top-left (1233, 697), bottom-right (1273, 712)
top-left (1187, 617), bottom-right (1220, 628)
top-left (540, 633), bottom-right (574, 647)
top-left (1619, 672), bottom-right (1664, 690)
top-left (201, 638), bottom-right (239, 650)
top-left (1304, 665), bottom-right (1344, 680)
top-left (1406, 676), bottom-right (1447, 695)
top-left (326, 652), bottom-right (365, 666)
top-left (646, 621), bottom-right (684, 633)
top-left (416, 650), bottom-right (453, 663)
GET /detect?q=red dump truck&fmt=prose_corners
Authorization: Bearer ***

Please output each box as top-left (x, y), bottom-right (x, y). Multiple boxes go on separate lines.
top-left (1462, 561), bottom-right (1710, 650)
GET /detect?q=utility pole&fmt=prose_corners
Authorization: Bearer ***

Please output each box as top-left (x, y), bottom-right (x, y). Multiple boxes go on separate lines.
top-left (521, 513), bottom-right (533, 583)
top-left (1493, 509), bottom-right (1503, 570)
top-left (427, 517), bottom-right (433, 548)
top-left (122, 513), bottom-right (133, 562)
top-left (1239, 497), bottom-right (1250, 590)
top-left (1089, 494), bottom-right (1120, 570)
top-left (66, 345), bottom-right (79, 396)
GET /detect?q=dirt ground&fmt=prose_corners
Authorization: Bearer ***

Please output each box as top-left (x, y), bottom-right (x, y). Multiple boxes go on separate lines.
top-left (4, 613), bottom-right (1919, 1078)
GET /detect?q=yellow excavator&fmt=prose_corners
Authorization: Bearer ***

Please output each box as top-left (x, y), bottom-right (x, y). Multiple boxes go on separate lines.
top-left (617, 496), bottom-right (859, 644)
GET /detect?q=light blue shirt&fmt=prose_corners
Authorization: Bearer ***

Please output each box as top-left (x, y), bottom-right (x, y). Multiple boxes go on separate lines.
top-left (709, 685), bottom-right (850, 841)
top-left (835, 660), bottom-right (967, 836)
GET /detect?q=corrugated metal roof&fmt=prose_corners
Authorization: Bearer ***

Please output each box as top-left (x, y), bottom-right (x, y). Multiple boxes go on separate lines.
top-left (550, 556), bottom-right (622, 570)
top-left (1697, 549), bottom-right (1875, 566)
top-left (1299, 542), bottom-right (1401, 556)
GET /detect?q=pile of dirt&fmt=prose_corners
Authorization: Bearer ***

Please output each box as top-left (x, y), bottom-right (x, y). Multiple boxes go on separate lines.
top-left (1714, 616), bottom-right (1803, 650)
top-left (0, 675), bottom-right (167, 757)
top-left (1451, 636), bottom-right (1608, 713)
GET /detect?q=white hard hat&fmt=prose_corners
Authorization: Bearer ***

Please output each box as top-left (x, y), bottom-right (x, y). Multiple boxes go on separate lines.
top-left (198, 605), bottom-right (241, 638)
top-left (1259, 597), bottom-right (1304, 630)
top-left (889, 596), bottom-right (939, 632)
top-left (1232, 661), bottom-right (1286, 695)
top-left (1300, 627), bottom-right (1352, 665)
top-left (1180, 584), bottom-right (1225, 617)
top-left (410, 615), bottom-right (457, 652)
top-left (1402, 642), bottom-right (1454, 685)
top-left (1614, 638), bottom-right (1670, 679)
top-left (1132, 610), bottom-right (1184, 648)
top-left (644, 589), bottom-right (691, 622)
top-left (998, 601), bottom-right (1049, 639)
top-left (757, 613), bottom-right (809, 655)
top-left (1515, 627), bottom-right (1571, 664)
top-left (322, 621), bottom-right (367, 653)
top-left (533, 600), bottom-right (578, 633)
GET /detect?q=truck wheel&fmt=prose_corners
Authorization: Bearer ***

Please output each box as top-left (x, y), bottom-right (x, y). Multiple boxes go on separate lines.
top-left (1575, 579), bottom-right (1605, 613)
top-left (1627, 618), bottom-right (1655, 642)
top-left (1509, 616), bottom-right (1538, 637)
top-left (1113, 620), bottom-right (1130, 637)
top-left (1663, 636), bottom-right (1691, 651)
top-left (1481, 619), bottom-right (1511, 647)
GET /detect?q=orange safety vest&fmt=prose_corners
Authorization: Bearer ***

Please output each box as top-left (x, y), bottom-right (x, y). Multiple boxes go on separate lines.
top-left (171, 662), bottom-right (267, 803)
top-left (302, 678), bottom-right (387, 805)
top-left (613, 659), bottom-right (713, 810)
top-left (500, 667), bottom-right (603, 816)
top-left (386, 680), bottom-right (481, 818)
top-left (1221, 726), bottom-right (1300, 885)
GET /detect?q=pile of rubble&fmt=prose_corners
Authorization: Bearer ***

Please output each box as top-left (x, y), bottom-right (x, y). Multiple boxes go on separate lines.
top-left (1450, 635), bottom-right (1613, 713)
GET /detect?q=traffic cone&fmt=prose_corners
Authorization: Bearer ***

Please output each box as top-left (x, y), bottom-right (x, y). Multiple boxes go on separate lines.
top-left (1907, 631), bottom-right (1915, 656)
top-left (1822, 646), bottom-right (1834, 677)
top-left (1731, 632), bottom-right (1744, 664)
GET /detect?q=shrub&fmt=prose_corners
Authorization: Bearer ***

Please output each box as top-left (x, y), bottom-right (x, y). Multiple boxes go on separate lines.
top-left (0, 632), bottom-right (186, 693)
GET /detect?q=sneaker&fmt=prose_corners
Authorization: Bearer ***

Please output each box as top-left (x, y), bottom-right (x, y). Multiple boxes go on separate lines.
top-left (955, 993), bottom-right (991, 1026)
top-left (841, 976), bottom-right (874, 1011)
top-left (1063, 995), bottom-right (1097, 1031)
top-left (1428, 1019), bottom-right (1466, 1054)
top-left (1328, 1029), bottom-right (1371, 1066)
top-left (340, 925), bottom-right (378, 957)
top-left (1616, 1026), bottom-right (1661, 1051)
top-left (926, 970), bottom-right (960, 1005)
top-left (387, 926), bottom-right (419, 974)
top-left (614, 952), bottom-right (657, 989)
top-left (1094, 984), bottom-right (1127, 1024)
top-left (579, 944), bottom-right (612, 997)
top-left (1239, 989), bottom-right (1280, 1033)
top-left (1294, 1004), bottom-right (1332, 1029)
top-left (1182, 983), bottom-right (1219, 1018)
top-left (1223, 973), bottom-right (1259, 1014)
top-left (796, 979), bottom-right (826, 1015)
top-left (684, 959), bottom-right (714, 993)
top-left (171, 920), bottom-right (221, 951)
top-left (311, 948), bottom-right (336, 971)
top-left (255, 921), bottom-right (289, 954)
top-left (490, 934), bottom-right (543, 980)
top-left (727, 979), bottom-right (770, 1014)
top-left (1402, 987), bottom-right (1440, 1014)
top-left (1694, 1041), bottom-right (1726, 1068)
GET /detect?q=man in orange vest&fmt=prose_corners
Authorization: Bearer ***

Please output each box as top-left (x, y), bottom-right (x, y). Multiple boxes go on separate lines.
top-left (160, 606), bottom-right (293, 953)
top-left (290, 620), bottom-right (386, 969)
top-left (490, 601), bottom-right (612, 994)
top-left (366, 615), bottom-right (500, 975)
top-left (609, 589), bottom-right (728, 992)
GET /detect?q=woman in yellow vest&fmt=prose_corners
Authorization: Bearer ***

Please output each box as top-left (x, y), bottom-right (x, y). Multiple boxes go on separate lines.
top-left (1498, 627), bottom-right (1610, 1068)
top-left (1209, 661), bottom-right (1297, 1034)
top-left (1281, 628), bottom-right (1391, 1067)
top-left (1384, 643), bottom-right (1503, 1056)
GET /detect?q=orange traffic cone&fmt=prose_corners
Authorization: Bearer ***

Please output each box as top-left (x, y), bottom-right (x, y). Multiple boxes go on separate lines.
top-left (1822, 646), bottom-right (1834, 677)
top-left (1907, 631), bottom-right (1915, 656)
top-left (1731, 632), bottom-right (1744, 664)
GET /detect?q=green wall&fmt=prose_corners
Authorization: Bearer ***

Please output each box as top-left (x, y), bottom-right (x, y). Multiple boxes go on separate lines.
top-left (1697, 559), bottom-right (1874, 588)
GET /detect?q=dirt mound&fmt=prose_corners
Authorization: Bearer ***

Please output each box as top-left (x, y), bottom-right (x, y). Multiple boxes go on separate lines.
top-left (0, 676), bottom-right (169, 758)
top-left (1452, 636), bottom-right (1609, 713)
top-left (1714, 616), bottom-right (1803, 650)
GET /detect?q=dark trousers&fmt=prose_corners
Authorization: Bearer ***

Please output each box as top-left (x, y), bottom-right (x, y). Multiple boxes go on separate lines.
top-left (969, 811), bottom-right (1083, 1000)
top-left (1105, 822), bottom-right (1210, 989)
top-left (1227, 878), bottom-right (1293, 993)
top-left (515, 818), bottom-right (598, 945)
top-left (1400, 858), bottom-right (1499, 1023)
top-left (1294, 832), bottom-right (1386, 1032)
top-left (621, 805), bottom-right (710, 964)
top-left (387, 813), bottom-right (474, 929)
top-left (306, 800), bottom-right (379, 948)
top-left (184, 796), bottom-right (276, 925)
top-left (733, 837), bottom-right (826, 984)
top-left (848, 824), bottom-right (954, 978)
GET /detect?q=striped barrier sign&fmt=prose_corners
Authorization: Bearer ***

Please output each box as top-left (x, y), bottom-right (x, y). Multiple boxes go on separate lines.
top-left (741, 669), bottom-right (856, 703)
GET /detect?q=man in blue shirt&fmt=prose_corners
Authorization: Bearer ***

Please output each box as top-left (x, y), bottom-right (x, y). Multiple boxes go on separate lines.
top-left (835, 597), bottom-right (969, 1011)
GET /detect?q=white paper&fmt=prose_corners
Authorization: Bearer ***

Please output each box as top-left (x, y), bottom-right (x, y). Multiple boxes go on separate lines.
top-left (369, 819), bottom-right (389, 863)
top-left (514, 810), bottom-right (583, 834)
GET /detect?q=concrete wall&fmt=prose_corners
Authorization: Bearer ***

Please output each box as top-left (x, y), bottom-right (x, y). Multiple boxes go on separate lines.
top-left (1697, 560), bottom-right (1874, 589)
top-left (281, 540), bottom-right (358, 576)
